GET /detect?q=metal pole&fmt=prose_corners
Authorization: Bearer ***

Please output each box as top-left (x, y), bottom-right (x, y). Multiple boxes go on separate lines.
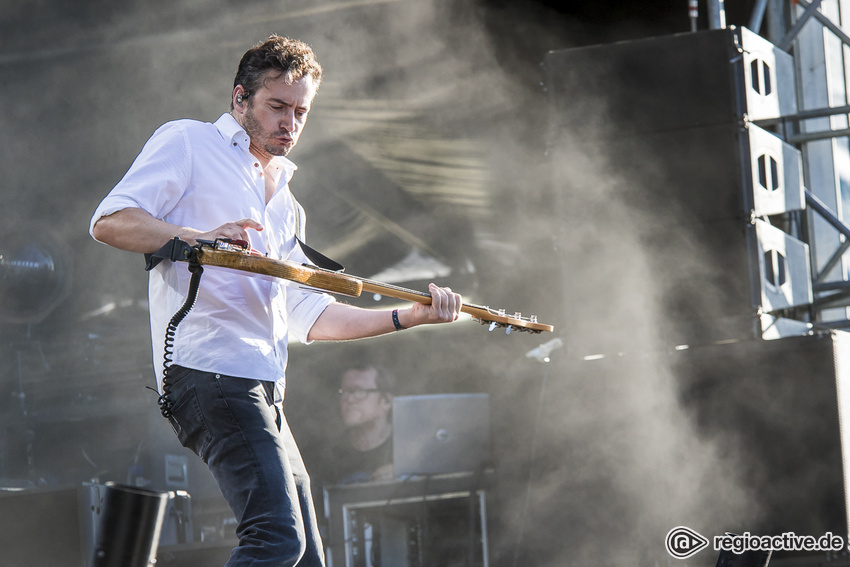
top-left (754, 103), bottom-right (850, 126)
top-left (778, 0), bottom-right (825, 50)
top-left (798, 0), bottom-right (850, 49)
top-left (707, 0), bottom-right (727, 29)
top-left (690, 0), bottom-right (699, 32)
top-left (788, 127), bottom-right (850, 144)
top-left (805, 190), bottom-right (850, 241)
top-left (749, 0), bottom-right (770, 34)
top-left (764, 0), bottom-right (788, 44)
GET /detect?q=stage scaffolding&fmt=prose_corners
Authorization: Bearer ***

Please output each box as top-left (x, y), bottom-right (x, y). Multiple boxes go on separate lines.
top-left (743, 0), bottom-right (850, 331)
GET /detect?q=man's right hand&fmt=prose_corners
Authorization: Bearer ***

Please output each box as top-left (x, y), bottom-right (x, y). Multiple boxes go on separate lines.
top-left (92, 208), bottom-right (263, 254)
top-left (192, 219), bottom-right (264, 248)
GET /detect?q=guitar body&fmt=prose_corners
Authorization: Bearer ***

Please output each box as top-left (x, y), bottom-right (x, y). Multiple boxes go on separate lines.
top-left (195, 247), bottom-right (363, 297)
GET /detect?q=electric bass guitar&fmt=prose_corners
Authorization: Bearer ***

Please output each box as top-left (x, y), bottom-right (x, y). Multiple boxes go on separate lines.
top-left (186, 239), bottom-right (553, 334)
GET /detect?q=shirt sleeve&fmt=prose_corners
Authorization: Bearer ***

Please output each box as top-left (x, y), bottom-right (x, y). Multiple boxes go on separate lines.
top-left (89, 121), bottom-right (192, 240)
top-left (285, 287), bottom-right (335, 344)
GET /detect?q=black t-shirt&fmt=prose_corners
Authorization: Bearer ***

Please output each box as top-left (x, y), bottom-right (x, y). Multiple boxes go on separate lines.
top-left (327, 436), bottom-right (393, 485)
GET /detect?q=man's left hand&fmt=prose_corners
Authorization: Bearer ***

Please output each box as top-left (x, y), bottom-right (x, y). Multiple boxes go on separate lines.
top-left (401, 283), bottom-right (462, 327)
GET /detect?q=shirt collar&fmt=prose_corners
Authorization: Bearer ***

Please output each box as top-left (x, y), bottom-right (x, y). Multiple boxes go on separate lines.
top-left (214, 113), bottom-right (299, 184)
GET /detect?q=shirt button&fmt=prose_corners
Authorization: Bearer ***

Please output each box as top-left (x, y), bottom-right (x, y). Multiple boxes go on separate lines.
top-left (232, 142), bottom-right (237, 146)
top-left (254, 163), bottom-right (259, 167)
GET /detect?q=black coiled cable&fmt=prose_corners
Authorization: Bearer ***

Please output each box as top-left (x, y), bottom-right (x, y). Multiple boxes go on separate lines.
top-left (157, 259), bottom-right (204, 419)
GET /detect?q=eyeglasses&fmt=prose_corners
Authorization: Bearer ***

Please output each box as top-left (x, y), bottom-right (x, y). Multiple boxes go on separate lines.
top-left (338, 387), bottom-right (381, 401)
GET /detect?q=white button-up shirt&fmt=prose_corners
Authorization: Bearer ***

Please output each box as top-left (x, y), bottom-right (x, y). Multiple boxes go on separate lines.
top-left (90, 113), bottom-right (334, 394)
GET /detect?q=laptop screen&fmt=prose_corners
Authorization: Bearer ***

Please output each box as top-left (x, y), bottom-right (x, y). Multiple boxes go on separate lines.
top-left (392, 393), bottom-right (491, 478)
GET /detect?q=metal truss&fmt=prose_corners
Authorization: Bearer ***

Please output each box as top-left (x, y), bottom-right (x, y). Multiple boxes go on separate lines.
top-left (745, 0), bottom-right (850, 327)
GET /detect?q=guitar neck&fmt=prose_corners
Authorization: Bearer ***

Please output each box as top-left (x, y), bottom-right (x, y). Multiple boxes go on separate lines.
top-left (194, 245), bottom-right (553, 333)
top-left (360, 279), bottom-right (479, 317)
top-left (358, 279), bottom-right (553, 333)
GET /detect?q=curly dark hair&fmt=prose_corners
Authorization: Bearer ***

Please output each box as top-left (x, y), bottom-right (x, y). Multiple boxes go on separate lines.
top-left (231, 35), bottom-right (323, 109)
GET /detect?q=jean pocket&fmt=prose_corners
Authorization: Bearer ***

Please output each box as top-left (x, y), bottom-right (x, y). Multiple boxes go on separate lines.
top-left (164, 364), bottom-right (193, 386)
top-left (168, 387), bottom-right (212, 462)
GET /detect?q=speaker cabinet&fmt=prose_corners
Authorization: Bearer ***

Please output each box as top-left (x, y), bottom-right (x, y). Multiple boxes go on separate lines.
top-left (544, 28), bottom-right (808, 352)
top-left (0, 486), bottom-right (85, 567)
top-left (520, 332), bottom-right (846, 566)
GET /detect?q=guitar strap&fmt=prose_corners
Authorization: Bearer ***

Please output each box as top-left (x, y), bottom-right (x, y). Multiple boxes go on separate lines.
top-left (291, 190), bottom-right (307, 241)
top-left (290, 191), bottom-right (345, 273)
top-left (145, 238), bottom-right (194, 271)
top-left (296, 237), bottom-right (344, 272)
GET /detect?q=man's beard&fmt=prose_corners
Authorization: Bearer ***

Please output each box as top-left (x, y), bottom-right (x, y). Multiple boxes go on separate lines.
top-left (243, 106), bottom-right (291, 157)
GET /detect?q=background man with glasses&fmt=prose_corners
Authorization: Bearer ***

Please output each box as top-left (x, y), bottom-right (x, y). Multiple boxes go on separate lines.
top-left (331, 364), bottom-right (397, 484)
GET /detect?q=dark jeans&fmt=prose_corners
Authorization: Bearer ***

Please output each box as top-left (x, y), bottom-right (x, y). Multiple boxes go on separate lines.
top-left (164, 365), bottom-right (325, 567)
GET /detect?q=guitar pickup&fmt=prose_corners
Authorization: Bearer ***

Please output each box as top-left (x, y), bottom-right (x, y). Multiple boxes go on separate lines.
top-left (196, 238), bottom-right (249, 251)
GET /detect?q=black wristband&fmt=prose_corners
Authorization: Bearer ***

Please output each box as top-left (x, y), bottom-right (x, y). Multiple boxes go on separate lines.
top-left (392, 309), bottom-right (406, 331)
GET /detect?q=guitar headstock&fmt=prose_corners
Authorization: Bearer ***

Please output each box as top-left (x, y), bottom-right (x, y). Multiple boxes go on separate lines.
top-left (468, 306), bottom-right (554, 335)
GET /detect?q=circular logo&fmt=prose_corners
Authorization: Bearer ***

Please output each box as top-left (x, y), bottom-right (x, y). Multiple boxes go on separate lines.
top-left (666, 526), bottom-right (710, 559)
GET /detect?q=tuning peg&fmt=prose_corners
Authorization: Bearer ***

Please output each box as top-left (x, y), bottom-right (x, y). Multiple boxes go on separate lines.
top-left (488, 321), bottom-right (498, 332)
